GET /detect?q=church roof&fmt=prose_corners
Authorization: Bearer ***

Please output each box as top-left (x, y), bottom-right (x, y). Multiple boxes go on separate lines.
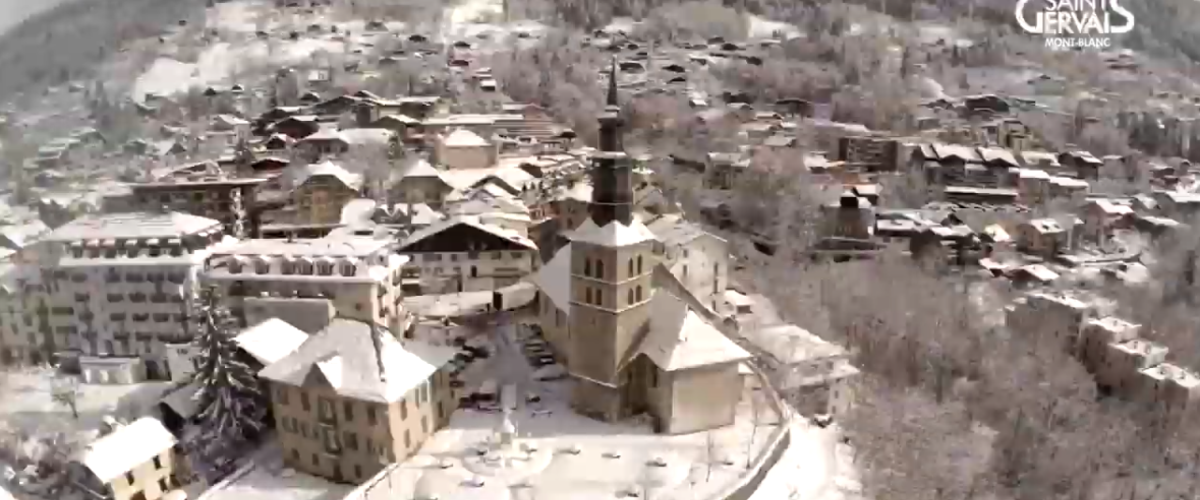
top-left (570, 217), bottom-right (658, 247)
top-left (638, 290), bottom-right (751, 372)
top-left (531, 243), bottom-right (572, 316)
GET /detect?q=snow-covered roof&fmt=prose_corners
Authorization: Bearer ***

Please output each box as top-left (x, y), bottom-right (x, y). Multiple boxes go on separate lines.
top-left (79, 417), bottom-right (176, 483)
top-left (639, 291), bottom-right (751, 372)
top-left (293, 160), bottom-right (364, 191)
top-left (398, 215), bottom-right (536, 250)
top-left (45, 212), bottom-right (221, 242)
top-left (569, 218), bottom-right (658, 247)
top-left (442, 128), bottom-right (490, 147)
top-left (258, 318), bottom-right (457, 403)
top-left (234, 318), bottom-right (310, 366)
top-left (396, 157), bottom-right (444, 179)
top-left (531, 243), bottom-right (572, 315)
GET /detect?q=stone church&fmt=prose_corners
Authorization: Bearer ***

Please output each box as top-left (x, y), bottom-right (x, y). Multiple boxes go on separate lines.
top-left (532, 62), bottom-right (751, 435)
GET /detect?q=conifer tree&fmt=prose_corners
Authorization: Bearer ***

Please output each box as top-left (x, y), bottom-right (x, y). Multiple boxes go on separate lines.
top-left (191, 287), bottom-right (263, 441)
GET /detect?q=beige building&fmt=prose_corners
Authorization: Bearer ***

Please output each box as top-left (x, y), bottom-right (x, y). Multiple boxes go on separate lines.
top-left (742, 323), bottom-right (859, 417)
top-left (0, 260), bottom-right (52, 365)
top-left (1101, 339), bottom-right (1169, 397)
top-left (432, 128), bottom-right (498, 170)
top-left (130, 177), bottom-right (267, 238)
top-left (71, 417), bottom-right (179, 500)
top-left (259, 318), bottom-right (457, 483)
top-left (396, 216), bottom-right (539, 294)
top-left (645, 214), bottom-right (729, 310)
top-left (387, 158), bottom-right (454, 207)
top-left (290, 161), bottom-right (363, 225)
top-left (1076, 316), bottom-right (1141, 379)
top-left (33, 212), bottom-right (226, 380)
top-left (1006, 291), bottom-right (1090, 354)
top-left (202, 235), bottom-right (409, 333)
top-left (1134, 363), bottom-right (1200, 429)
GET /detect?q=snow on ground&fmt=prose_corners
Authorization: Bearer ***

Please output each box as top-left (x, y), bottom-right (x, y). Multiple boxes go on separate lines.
top-left (746, 15), bottom-right (802, 40)
top-left (195, 440), bottom-right (352, 500)
top-left (376, 321), bottom-right (782, 500)
top-left (0, 367), bottom-right (174, 440)
top-left (749, 418), bottom-right (861, 500)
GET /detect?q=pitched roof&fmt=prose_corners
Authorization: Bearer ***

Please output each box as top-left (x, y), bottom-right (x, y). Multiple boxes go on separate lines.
top-left (638, 291), bottom-right (751, 372)
top-left (258, 318), bottom-right (456, 403)
top-left (570, 217), bottom-right (659, 247)
top-left (293, 160), bottom-right (363, 190)
top-left (234, 318), bottom-right (310, 366)
top-left (531, 243), bottom-right (572, 315)
top-left (45, 212), bottom-right (221, 242)
top-left (442, 128), bottom-right (490, 147)
top-left (395, 157), bottom-right (443, 179)
top-left (79, 417), bottom-right (176, 483)
top-left (397, 215), bottom-right (536, 251)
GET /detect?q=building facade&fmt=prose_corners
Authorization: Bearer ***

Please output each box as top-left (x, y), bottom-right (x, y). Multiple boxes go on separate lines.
top-left (28, 212), bottom-right (225, 380)
top-left (130, 178), bottom-right (267, 238)
top-left (260, 319), bottom-right (457, 483)
top-left (202, 235), bottom-right (408, 333)
top-left (396, 216), bottom-right (539, 294)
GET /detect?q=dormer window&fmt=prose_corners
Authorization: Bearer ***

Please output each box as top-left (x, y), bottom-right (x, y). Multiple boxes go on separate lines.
top-left (341, 263), bottom-right (356, 277)
top-left (255, 259), bottom-right (270, 274)
top-left (281, 260), bottom-right (294, 275)
top-left (318, 262), bottom-right (334, 276)
top-left (595, 259), bottom-right (605, 279)
top-left (584, 258), bottom-right (592, 277)
top-left (169, 245), bottom-right (183, 257)
top-left (228, 259), bottom-right (243, 274)
top-left (126, 245), bottom-right (140, 258)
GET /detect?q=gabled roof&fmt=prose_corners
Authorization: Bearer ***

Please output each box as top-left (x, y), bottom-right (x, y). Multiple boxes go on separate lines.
top-left (397, 215), bottom-right (536, 251)
top-left (293, 160), bottom-right (363, 191)
top-left (645, 215), bottom-right (721, 246)
top-left (79, 417), bottom-right (176, 483)
top-left (638, 291), bottom-right (751, 372)
top-left (258, 318), bottom-right (456, 403)
top-left (442, 128), bottom-right (490, 147)
top-left (394, 157), bottom-right (444, 180)
top-left (531, 243), bottom-right (572, 315)
top-left (234, 318), bottom-right (310, 366)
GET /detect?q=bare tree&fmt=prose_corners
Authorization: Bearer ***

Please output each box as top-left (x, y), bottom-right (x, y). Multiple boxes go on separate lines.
top-left (50, 376), bottom-right (81, 420)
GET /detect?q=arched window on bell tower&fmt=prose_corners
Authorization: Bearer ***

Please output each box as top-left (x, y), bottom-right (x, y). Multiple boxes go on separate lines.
top-left (636, 255), bottom-right (643, 274)
top-left (627, 258), bottom-right (634, 277)
top-left (584, 258), bottom-right (592, 276)
top-left (596, 259), bottom-right (605, 280)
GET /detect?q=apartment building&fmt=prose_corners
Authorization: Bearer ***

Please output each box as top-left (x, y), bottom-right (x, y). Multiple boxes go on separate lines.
top-left (396, 215), bottom-right (538, 294)
top-left (644, 214), bottom-right (729, 310)
top-left (130, 178), bottom-right (267, 237)
top-left (0, 261), bottom-right (52, 365)
top-left (1077, 316), bottom-right (1142, 380)
top-left (1005, 292), bottom-right (1090, 354)
top-left (71, 417), bottom-right (179, 500)
top-left (33, 212), bottom-right (226, 380)
top-left (1101, 339), bottom-right (1170, 396)
top-left (259, 318), bottom-right (457, 484)
top-left (202, 234), bottom-right (408, 332)
top-left (1134, 363), bottom-right (1200, 429)
top-left (290, 161), bottom-right (363, 225)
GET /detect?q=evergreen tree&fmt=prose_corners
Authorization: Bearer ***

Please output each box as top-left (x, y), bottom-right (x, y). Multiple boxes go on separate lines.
top-left (191, 287), bottom-right (263, 442)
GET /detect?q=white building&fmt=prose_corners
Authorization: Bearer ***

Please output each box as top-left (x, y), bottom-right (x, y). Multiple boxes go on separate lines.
top-left (645, 214), bottom-right (729, 311)
top-left (203, 234), bottom-right (409, 334)
top-left (33, 212), bottom-right (226, 381)
top-left (742, 323), bottom-right (859, 417)
top-left (396, 215), bottom-right (539, 294)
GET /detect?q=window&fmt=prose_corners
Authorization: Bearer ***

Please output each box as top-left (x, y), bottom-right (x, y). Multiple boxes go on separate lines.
top-left (228, 260), bottom-right (242, 274)
top-left (344, 401), bottom-right (354, 421)
top-left (636, 286), bottom-right (643, 302)
top-left (470, 266), bottom-right (477, 278)
top-left (683, 265), bottom-right (689, 278)
top-left (491, 251), bottom-right (502, 260)
top-left (510, 252), bottom-right (523, 260)
top-left (596, 259), bottom-right (605, 279)
top-left (637, 255), bottom-right (643, 274)
top-left (400, 399), bottom-right (408, 420)
top-left (450, 254), bottom-right (459, 262)
top-left (125, 471), bottom-right (135, 485)
top-left (312, 454), bottom-right (319, 467)
top-left (421, 416), bottom-right (428, 433)
top-left (318, 398), bottom-right (336, 421)
top-left (292, 449), bottom-right (300, 461)
top-left (344, 431), bottom-right (358, 450)
top-left (404, 430), bottom-right (411, 449)
top-left (255, 260), bottom-right (270, 274)
top-left (596, 289), bottom-right (603, 306)
top-left (153, 456), bottom-right (163, 470)
top-left (341, 263), bottom-right (355, 276)
top-left (584, 258), bottom-right (591, 276)
top-left (420, 382), bottom-right (428, 403)
top-left (301, 392), bottom-right (311, 411)
top-left (585, 288), bottom-right (592, 304)
top-left (367, 405), bottom-right (378, 425)
top-left (355, 464), bottom-right (363, 480)
top-left (628, 258), bottom-right (634, 276)
top-left (317, 262), bottom-right (334, 276)
top-left (277, 386), bottom-right (289, 405)
top-left (628, 289), bottom-right (634, 305)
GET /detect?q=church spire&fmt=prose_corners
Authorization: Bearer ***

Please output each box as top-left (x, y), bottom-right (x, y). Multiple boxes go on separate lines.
top-left (589, 59), bottom-right (633, 227)
top-left (606, 57), bottom-right (619, 110)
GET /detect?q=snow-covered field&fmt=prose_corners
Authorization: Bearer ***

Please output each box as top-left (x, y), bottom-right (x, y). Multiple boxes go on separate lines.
top-left (195, 441), bottom-right (352, 500)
